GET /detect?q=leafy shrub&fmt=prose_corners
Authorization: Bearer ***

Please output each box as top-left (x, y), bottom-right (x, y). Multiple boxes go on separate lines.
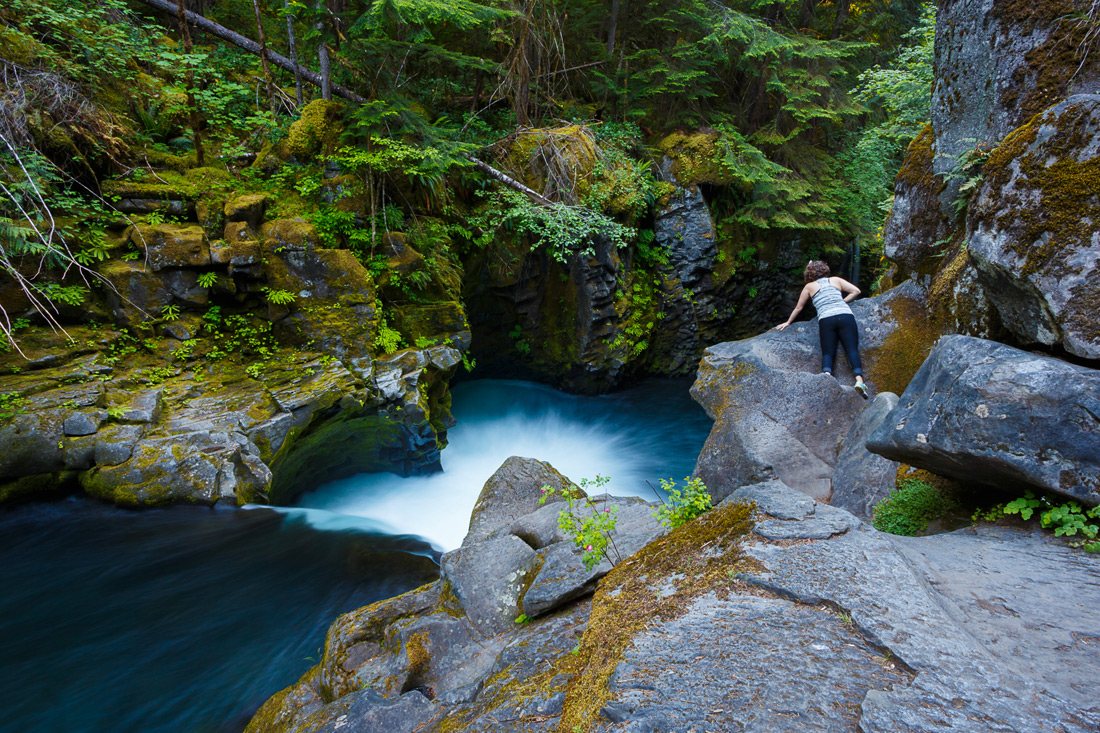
top-left (872, 478), bottom-right (956, 536)
top-left (540, 476), bottom-right (621, 570)
top-left (652, 476), bottom-right (713, 529)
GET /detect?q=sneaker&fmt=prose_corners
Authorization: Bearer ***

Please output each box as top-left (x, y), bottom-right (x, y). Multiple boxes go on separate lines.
top-left (854, 382), bottom-right (869, 399)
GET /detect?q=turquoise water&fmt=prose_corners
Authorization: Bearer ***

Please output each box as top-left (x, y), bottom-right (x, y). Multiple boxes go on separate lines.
top-left (0, 379), bottom-right (712, 732)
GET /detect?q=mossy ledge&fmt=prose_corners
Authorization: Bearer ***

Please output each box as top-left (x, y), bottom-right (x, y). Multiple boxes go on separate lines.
top-left (554, 499), bottom-right (756, 732)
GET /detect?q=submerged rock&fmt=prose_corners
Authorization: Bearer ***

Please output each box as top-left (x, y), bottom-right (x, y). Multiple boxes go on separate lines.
top-left (867, 335), bottom-right (1100, 505)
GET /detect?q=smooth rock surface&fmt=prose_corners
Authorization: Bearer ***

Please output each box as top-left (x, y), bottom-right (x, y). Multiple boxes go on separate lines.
top-left (464, 456), bottom-right (572, 546)
top-left (440, 535), bottom-right (539, 637)
top-left (831, 392), bottom-right (900, 519)
top-left (867, 335), bottom-right (1100, 504)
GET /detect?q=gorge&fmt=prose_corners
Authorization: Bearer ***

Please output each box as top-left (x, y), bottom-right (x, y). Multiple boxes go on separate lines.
top-left (2, 0), bottom-right (1099, 731)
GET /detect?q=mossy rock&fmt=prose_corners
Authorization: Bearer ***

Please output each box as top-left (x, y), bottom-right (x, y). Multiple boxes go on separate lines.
top-left (286, 99), bottom-right (346, 160)
top-left (261, 218), bottom-right (322, 254)
top-left (656, 131), bottom-right (731, 186)
top-left (126, 223), bottom-right (211, 271)
top-left (392, 302), bottom-right (469, 343)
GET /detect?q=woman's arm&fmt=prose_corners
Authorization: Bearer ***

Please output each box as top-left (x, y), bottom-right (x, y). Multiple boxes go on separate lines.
top-left (832, 277), bottom-right (861, 303)
top-left (775, 285), bottom-right (812, 330)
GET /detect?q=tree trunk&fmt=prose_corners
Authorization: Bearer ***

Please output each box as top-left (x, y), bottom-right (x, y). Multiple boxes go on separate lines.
top-left (284, 0), bottom-right (304, 105)
top-left (832, 0), bottom-right (851, 39)
top-left (317, 0), bottom-right (332, 100)
top-left (606, 0), bottom-right (620, 57)
top-left (253, 0), bottom-right (276, 111)
top-left (176, 0), bottom-right (205, 165)
top-left (135, 0), bottom-right (365, 102)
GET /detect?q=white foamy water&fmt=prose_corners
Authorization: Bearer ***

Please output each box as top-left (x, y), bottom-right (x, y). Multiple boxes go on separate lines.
top-left (292, 379), bottom-right (713, 550)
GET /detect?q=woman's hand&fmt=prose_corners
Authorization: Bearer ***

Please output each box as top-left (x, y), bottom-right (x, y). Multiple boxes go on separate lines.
top-left (775, 322), bottom-right (790, 331)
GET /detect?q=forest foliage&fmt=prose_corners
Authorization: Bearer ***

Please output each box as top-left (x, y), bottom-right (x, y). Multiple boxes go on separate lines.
top-left (0, 0), bottom-right (934, 349)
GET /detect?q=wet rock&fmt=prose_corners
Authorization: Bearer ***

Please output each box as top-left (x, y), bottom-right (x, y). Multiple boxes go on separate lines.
top-left (968, 95), bottom-right (1100, 360)
top-left (522, 497), bottom-right (665, 618)
top-left (440, 535), bottom-right (540, 637)
top-left (126, 223), bottom-right (211, 271)
top-left (867, 335), bottom-right (1100, 505)
top-left (831, 392), bottom-right (901, 519)
top-left (464, 456), bottom-right (573, 545)
top-left (260, 218), bottom-right (320, 254)
top-left (98, 260), bottom-right (173, 326)
top-left (739, 519), bottom-right (1100, 732)
top-left (691, 280), bottom-right (930, 502)
top-left (63, 411), bottom-right (104, 437)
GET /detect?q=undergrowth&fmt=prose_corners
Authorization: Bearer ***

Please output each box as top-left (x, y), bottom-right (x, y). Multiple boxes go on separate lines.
top-left (872, 477), bottom-right (957, 536)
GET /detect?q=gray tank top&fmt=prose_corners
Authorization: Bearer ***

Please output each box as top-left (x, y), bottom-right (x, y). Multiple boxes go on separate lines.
top-left (811, 277), bottom-right (852, 320)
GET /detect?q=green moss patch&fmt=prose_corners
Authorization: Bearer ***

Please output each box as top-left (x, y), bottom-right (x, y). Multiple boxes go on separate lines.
top-left (555, 499), bottom-right (756, 732)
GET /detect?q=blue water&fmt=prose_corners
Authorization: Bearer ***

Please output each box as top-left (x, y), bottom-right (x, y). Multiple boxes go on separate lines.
top-left (296, 379), bottom-right (714, 550)
top-left (0, 379), bottom-right (712, 732)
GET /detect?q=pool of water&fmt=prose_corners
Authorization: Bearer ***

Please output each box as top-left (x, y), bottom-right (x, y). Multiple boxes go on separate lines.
top-left (0, 378), bottom-right (712, 731)
top-left (295, 378), bottom-right (714, 550)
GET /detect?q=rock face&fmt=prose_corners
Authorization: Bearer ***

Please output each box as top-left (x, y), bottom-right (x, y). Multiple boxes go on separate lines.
top-left (867, 335), bottom-right (1100, 505)
top-left (830, 392), bottom-right (901, 520)
top-left (691, 280), bottom-right (930, 502)
top-left (967, 95), bottom-right (1100, 359)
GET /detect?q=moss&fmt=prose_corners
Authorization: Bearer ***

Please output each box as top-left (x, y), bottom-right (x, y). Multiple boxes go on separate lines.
top-left (981, 100), bottom-right (1100, 278)
top-left (556, 500), bottom-right (756, 732)
top-left (243, 686), bottom-right (293, 733)
top-left (864, 294), bottom-right (942, 396)
top-left (405, 631), bottom-right (430, 676)
top-left (992, 0), bottom-right (1095, 120)
top-left (656, 131), bottom-right (731, 186)
top-left (895, 124), bottom-right (938, 192)
top-left (286, 100), bottom-right (346, 160)
top-left (503, 126), bottom-right (600, 194)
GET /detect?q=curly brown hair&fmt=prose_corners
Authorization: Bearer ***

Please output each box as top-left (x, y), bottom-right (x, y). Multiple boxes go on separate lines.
top-left (803, 260), bottom-right (831, 284)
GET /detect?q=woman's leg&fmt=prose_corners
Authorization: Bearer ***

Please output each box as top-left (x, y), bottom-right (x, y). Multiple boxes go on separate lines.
top-left (836, 314), bottom-right (863, 378)
top-left (818, 316), bottom-right (840, 374)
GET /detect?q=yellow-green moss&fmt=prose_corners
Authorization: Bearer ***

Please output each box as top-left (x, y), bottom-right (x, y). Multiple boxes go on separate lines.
top-left (405, 631), bottom-right (430, 676)
top-left (286, 100), bottom-right (346, 160)
top-left (982, 100), bottom-right (1100, 278)
top-left (243, 686), bottom-right (293, 733)
top-left (895, 124), bottom-right (938, 192)
top-left (864, 294), bottom-right (942, 397)
top-left (656, 131), bottom-right (731, 186)
top-left (556, 500), bottom-right (756, 732)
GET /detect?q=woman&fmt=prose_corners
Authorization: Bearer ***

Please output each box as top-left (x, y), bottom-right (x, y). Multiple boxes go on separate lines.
top-left (775, 260), bottom-right (868, 398)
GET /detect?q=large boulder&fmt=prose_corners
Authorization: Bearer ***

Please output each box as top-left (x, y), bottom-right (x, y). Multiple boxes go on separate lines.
top-left (464, 456), bottom-right (572, 545)
top-left (968, 95), bottom-right (1100, 360)
top-left (867, 335), bottom-right (1100, 505)
top-left (691, 280), bottom-right (931, 502)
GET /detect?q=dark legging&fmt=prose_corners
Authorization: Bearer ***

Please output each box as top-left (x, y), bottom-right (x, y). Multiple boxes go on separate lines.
top-left (819, 313), bottom-right (862, 376)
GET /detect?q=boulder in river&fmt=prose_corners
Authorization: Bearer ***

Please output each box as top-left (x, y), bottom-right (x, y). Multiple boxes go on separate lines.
top-left (867, 335), bottom-right (1100, 505)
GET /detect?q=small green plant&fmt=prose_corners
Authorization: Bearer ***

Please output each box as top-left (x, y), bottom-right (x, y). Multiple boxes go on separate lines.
top-left (461, 354), bottom-right (477, 372)
top-left (509, 324), bottom-right (531, 356)
top-left (160, 304), bottom-right (180, 322)
top-left (872, 478), bottom-right (957, 536)
top-left (0, 392), bottom-right (27, 419)
top-left (978, 491), bottom-right (1100, 552)
top-left (414, 335), bottom-right (437, 349)
top-left (106, 405), bottom-right (126, 421)
top-left (197, 272), bottom-right (218, 289)
top-left (651, 476), bottom-right (713, 529)
top-left (540, 475), bottom-right (622, 570)
top-left (262, 287), bottom-right (296, 305)
top-left (373, 316), bottom-right (405, 355)
top-left (513, 613), bottom-right (531, 625)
